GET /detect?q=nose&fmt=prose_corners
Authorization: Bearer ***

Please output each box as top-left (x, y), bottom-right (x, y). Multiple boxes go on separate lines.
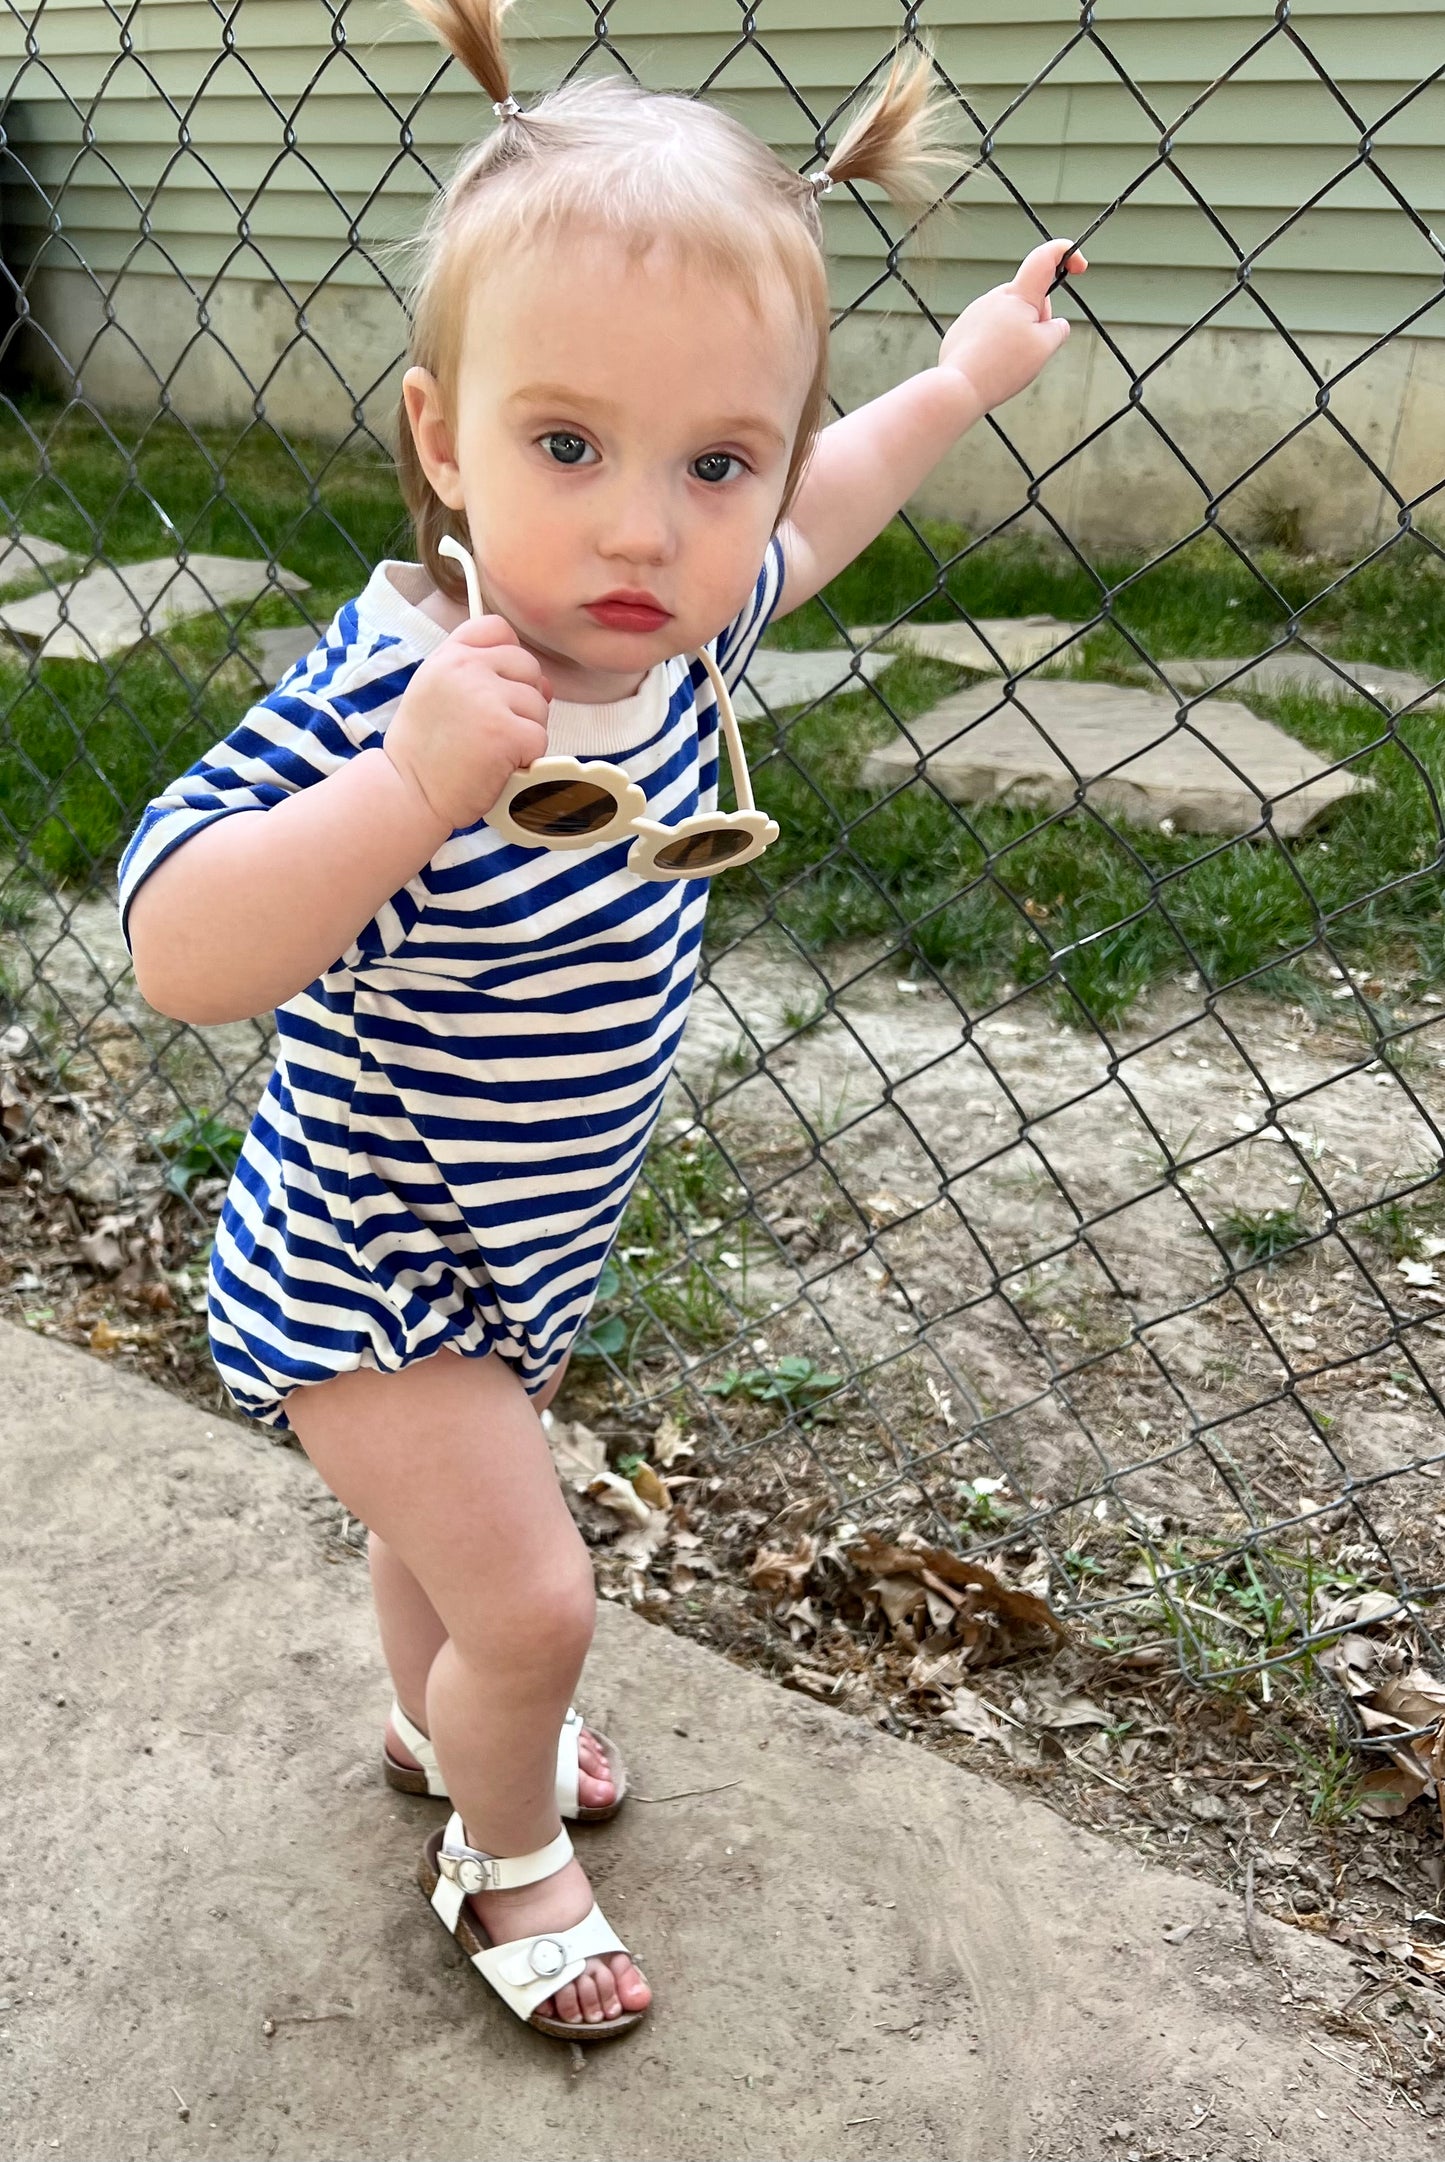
top-left (597, 479), bottom-right (678, 570)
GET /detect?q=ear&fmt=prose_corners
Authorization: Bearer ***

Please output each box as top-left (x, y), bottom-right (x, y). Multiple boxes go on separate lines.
top-left (402, 367), bottom-right (466, 511)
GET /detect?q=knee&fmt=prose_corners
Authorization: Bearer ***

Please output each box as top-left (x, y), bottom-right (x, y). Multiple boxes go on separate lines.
top-left (451, 1542), bottom-right (596, 1672)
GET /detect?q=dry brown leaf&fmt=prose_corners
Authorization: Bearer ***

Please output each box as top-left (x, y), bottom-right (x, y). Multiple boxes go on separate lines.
top-left (627, 1461), bottom-right (670, 1510)
top-left (783, 1664), bottom-right (840, 1700)
top-left (1356, 1752), bottom-right (1432, 1819)
top-left (1029, 1682), bottom-right (1110, 1729)
top-left (868, 1572), bottom-right (930, 1639)
top-left (939, 1685), bottom-right (1011, 1743)
top-left (546, 1416), bottom-right (608, 1490)
top-left (586, 1471), bottom-right (654, 1526)
top-left (747, 1533), bottom-right (818, 1597)
top-left (907, 1647), bottom-right (973, 1695)
top-left (847, 1534), bottom-right (1067, 1648)
top-left (653, 1414), bottom-right (692, 1468)
top-left (612, 1506), bottom-right (673, 1567)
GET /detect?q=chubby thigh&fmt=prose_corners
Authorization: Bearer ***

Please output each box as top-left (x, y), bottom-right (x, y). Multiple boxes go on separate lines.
top-left (284, 1343), bottom-right (590, 1662)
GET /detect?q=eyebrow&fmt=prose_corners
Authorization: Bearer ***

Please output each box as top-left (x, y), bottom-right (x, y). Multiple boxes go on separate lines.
top-left (505, 382), bottom-right (788, 450)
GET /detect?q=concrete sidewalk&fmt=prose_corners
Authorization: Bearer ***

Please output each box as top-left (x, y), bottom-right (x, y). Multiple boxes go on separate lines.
top-left (0, 1320), bottom-right (1422, 2162)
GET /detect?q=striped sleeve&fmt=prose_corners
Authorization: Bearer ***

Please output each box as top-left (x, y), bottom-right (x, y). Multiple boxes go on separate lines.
top-left (115, 614), bottom-right (410, 959)
top-left (711, 532), bottom-right (787, 692)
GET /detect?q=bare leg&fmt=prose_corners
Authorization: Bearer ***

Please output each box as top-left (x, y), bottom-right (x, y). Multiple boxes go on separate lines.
top-left (366, 1354), bottom-right (617, 1808)
top-left (288, 1344), bottom-right (648, 2027)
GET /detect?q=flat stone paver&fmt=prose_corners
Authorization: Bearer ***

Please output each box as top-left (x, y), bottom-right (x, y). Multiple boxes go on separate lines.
top-left (1158, 647), bottom-right (1445, 714)
top-left (736, 646), bottom-right (894, 718)
top-left (852, 615), bottom-right (1088, 673)
top-left (1, 1318), bottom-right (1420, 2161)
top-left (246, 622), bottom-right (316, 686)
top-left (0, 533), bottom-right (71, 588)
top-left (0, 553), bottom-right (309, 661)
top-left (861, 677), bottom-right (1369, 837)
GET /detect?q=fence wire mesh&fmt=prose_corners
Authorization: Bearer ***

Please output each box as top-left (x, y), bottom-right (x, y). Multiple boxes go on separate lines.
top-left (2, 2), bottom-right (1444, 1798)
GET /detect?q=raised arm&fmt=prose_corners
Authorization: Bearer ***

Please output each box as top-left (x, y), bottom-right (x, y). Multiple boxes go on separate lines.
top-left (774, 240), bottom-right (1086, 617)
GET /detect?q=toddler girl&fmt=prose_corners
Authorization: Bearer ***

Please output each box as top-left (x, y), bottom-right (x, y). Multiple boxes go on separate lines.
top-left (119, 0), bottom-right (1083, 2046)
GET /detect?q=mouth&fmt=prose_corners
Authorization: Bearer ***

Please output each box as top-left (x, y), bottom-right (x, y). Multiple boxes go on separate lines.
top-left (584, 594), bottom-right (672, 633)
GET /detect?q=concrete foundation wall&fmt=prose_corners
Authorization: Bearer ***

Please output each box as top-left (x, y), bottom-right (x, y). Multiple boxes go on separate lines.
top-left (21, 266), bottom-right (1442, 555)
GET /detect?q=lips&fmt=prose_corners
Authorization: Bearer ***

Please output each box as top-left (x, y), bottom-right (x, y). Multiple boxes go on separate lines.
top-left (585, 596), bottom-right (672, 632)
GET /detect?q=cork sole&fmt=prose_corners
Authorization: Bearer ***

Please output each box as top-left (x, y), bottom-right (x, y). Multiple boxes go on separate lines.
top-left (418, 1827), bottom-right (645, 2044)
top-left (384, 1728), bottom-right (630, 1821)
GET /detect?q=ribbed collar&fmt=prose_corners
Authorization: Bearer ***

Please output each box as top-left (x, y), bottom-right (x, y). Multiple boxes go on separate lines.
top-left (365, 560), bottom-right (675, 757)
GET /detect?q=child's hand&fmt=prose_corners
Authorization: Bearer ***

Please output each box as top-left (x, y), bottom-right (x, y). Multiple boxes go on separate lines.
top-left (938, 240), bottom-right (1087, 414)
top-left (385, 616), bottom-right (553, 833)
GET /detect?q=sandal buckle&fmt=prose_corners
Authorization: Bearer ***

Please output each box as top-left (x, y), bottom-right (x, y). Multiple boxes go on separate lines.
top-left (440, 1845), bottom-right (499, 1894)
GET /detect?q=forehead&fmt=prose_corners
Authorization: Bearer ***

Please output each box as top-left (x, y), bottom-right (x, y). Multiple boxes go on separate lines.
top-left (463, 228), bottom-right (811, 432)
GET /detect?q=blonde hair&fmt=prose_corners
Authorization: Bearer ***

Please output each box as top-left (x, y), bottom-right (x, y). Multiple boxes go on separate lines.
top-left (396, 0), bottom-right (963, 600)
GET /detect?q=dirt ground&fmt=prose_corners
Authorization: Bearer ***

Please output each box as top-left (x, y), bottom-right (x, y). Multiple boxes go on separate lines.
top-left (5, 881), bottom-right (1445, 2104)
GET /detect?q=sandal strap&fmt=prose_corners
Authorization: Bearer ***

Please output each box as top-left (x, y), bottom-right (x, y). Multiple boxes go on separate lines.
top-left (469, 1900), bottom-right (631, 2026)
top-left (390, 1699), bottom-right (449, 1796)
top-left (430, 1809), bottom-right (574, 1939)
top-left (554, 1705), bottom-right (583, 1818)
top-left (391, 1700), bottom-right (592, 1817)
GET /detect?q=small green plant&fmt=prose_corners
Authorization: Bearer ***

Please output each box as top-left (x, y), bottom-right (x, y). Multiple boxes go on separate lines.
top-left (1285, 1718), bottom-right (1365, 1827)
top-left (574, 1259), bottom-right (626, 1360)
top-left (149, 1109), bottom-right (245, 1200)
top-left (1214, 1206), bottom-right (1310, 1265)
top-left (705, 1354), bottom-right (843, 1419)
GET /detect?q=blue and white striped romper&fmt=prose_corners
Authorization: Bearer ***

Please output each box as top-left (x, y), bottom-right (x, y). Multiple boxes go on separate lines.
top-left (117, 540), bottom-right (785, 1432)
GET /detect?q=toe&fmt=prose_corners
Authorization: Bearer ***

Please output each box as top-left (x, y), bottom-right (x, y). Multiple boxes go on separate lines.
top-left (575, 1729), bottom-right (616, 1807)
top-left (576, 1966), bottom-right (605, 2023)
top-left (612, 1953), bottom-right (651, 2012)
top-left (550, 1977), bottom-right (582, 2024)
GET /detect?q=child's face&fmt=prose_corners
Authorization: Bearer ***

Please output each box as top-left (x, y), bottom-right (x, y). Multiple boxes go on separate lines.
top-left (407, 229), bottom-right (813, 698)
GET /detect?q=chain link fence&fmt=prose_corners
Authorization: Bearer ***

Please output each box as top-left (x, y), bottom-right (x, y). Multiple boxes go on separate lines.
top-left (2, 3), bottom-right (1445, 1837)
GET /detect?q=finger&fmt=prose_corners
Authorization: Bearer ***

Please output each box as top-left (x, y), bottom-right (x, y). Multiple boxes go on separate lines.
top-left (462, 641), bottom-right (551, 695)
top-left (504, 689), bottom-right (551, 735)
top-left (1012, 238), bottom-right (1081, 312)
top-left (508, 718), bottom-right (552, 768)
top-left (448, 613), bottom-right (523, 651)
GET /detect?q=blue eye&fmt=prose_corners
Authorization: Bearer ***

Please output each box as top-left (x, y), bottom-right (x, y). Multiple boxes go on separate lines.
top-left (693, 452), bottom-right (745, 485)
top-left (541, 432), bottom-right (594, 466)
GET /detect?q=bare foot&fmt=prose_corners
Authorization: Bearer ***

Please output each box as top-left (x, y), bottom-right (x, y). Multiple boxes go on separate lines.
top-left (387, 1710), bottom-right (617, 1812)
top-left (465, 1851), bottom-right (651, 2026)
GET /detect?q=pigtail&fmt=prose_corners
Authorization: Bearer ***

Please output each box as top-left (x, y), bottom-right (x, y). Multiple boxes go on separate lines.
top-left (815, 41), bottom-right (964, 218)
top-left (403, 0), bottom-right (516, 110)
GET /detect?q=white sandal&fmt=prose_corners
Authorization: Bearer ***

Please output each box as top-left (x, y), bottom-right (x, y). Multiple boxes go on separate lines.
top-left (418, 1809), bottom-right (647, 2042)
top-left (384, 1699), bottom-right (628, 1823)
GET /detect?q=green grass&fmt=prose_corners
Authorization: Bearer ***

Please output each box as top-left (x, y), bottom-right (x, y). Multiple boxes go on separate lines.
top-left (0, 396), bottom-right (408, 885)
top-left (718, 524), bottom-right (1445, 1022)
top-left (4, 394), bottom-right (1444, 1024)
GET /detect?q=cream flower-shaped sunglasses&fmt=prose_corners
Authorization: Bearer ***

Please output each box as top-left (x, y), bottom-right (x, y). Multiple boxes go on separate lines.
top-left (439, 535), bottom-right (779, 881)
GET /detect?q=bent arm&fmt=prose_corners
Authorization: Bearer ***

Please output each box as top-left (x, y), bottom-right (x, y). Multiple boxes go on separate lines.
top-left (127, 747), bottom-right (451, 1025)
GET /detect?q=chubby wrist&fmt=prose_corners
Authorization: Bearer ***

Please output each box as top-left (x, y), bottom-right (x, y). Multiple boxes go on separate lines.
top-left (926, 358), bottom-right (990, 431)
top-left (369, 742), bottom-right (454, 846)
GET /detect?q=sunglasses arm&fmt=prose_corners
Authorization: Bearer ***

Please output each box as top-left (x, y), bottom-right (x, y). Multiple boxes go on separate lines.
top-left (694, 643), bottom-right (759, 814)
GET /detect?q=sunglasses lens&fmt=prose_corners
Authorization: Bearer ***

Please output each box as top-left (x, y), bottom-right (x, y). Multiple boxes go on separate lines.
top-left (508, 778), bottom-right (620, 837)
top-left (652, 826), bottom-right (752, 873)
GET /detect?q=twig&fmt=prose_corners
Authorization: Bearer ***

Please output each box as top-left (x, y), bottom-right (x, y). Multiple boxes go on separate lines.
top-left (632, 1777), bottom-right (745, 1803)
top-left (1063, 1746), bottom-right (1128, 1793)
top-left (1244, 1853), bottom-right (1264, 1963)
top-left (845, 2118), bottom-right (882, 2127)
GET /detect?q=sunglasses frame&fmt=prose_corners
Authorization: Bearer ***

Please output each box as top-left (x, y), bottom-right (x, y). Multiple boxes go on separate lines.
top-left (438, 534), bottom-right (779, 882)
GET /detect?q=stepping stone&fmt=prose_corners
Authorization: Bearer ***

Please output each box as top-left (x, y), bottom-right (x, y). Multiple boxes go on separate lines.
top-left (852, 615), bottom-right (1088, 674)
top-left (0, 553), bottom-right (309, 661)
top-left (1156, 648), bottom-right (1445, 715)
top-left (245, 623), bottom-right (316, 686)
top-left (860, 677), bottom-right (1371, 838)
top-left (0, 533), bottom-right (71, 588)
top-left (735, 646), bottom-right (894, 719)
